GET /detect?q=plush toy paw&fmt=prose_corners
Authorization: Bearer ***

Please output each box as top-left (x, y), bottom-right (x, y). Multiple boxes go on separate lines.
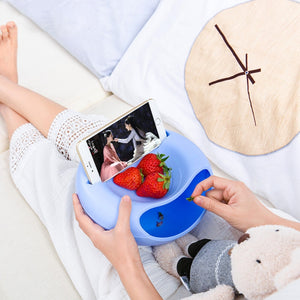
top-left (176, 233), bottom-right (198, 257)
top-left (274, 247), bottom-right (300, 290)
top-left (182, 284), bottom-right (234, 300)
top-left (152, 241), bottom-right (184, 279)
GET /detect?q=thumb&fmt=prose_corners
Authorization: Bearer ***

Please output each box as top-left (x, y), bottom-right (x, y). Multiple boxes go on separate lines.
top-left (194, 195), bottom-right (229, 218)
top-left (116, 195), bottom-right (132, 231)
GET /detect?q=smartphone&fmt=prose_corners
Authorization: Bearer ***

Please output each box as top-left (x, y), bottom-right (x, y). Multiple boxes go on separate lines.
top-left (76, 99), bottom-right (167, 184)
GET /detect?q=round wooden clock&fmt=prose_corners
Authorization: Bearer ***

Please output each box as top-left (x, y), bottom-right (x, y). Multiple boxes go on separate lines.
top-left (185, 0), bottom-right (300, 155)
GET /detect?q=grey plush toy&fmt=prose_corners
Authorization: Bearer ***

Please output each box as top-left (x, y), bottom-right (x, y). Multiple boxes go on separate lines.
top-left (153, 233), bottom-right (238, 295)
top-left (153, 225), bottom-right (300, 300)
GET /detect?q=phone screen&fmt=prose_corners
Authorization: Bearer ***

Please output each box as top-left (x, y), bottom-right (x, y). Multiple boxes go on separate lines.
top-left (86, 102), bottom-right (164, 182)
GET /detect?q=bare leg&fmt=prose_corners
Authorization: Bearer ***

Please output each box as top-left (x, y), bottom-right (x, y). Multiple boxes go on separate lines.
top-left (0, 22), bottom-right (28, 139)
top-left (0, 23), bottom-right (66, 138)
top-left (0, 75), bottom-right (66, 138)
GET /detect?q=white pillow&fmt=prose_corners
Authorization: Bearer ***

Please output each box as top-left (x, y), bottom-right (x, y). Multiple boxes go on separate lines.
top-left (6, 0), bottom-right (160, 78)
top-left (101, 0), bottom-right (300, 220)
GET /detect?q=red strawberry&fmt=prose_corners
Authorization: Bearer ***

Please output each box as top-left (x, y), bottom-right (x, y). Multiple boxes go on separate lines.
top-left (113, 167), bottom-right (143, 190)
top-left (137, 153), bottom-right (170, 176)
top-left (136, 171), bottom-right (171, 198)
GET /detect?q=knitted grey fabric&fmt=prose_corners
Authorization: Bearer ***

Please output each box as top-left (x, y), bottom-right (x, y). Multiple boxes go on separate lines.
top-left (189, 240), bottom-right (237, 293)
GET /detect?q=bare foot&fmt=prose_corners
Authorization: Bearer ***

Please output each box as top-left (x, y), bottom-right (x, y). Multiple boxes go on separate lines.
top-left (0, 21), bottom-right (18, 83)
top-left (0, 21), bottom-right (18, 117)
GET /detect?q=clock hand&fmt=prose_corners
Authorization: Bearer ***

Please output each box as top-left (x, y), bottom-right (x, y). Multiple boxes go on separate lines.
top-left (209, 71), bottom-right (244, 85)
top-left (245, 54), bottom-right (257, 126)
top-left (209, 25), bottom-right (261, 126)
top-left (208, 25), bottom-right (261, 126)
top-left (209, 68), bottom-right (261, 86)
top-left (214, 24), bottom-right (255, 84)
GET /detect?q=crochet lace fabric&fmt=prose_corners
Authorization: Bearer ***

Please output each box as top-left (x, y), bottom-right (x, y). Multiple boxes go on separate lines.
top-left (47, 110), bottom-right (107, 160)
top-left (10, 123), bottom-right (45, 175)
top-left (9, 110), bottom-right (107, 174)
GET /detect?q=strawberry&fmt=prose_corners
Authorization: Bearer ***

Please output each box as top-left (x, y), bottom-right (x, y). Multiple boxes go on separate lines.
top-left (113, 167), bottom-right (143, 190)
top-left (137, 153), bottom-right (170, 176)
top-left (136, 171), bottom-right (171, 198)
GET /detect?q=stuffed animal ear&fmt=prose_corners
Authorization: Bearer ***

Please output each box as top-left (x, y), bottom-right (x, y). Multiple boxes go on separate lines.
top-left (274, 248), bottom-right (300, 290)
top-left (182, 285), bottom-right (234, 300)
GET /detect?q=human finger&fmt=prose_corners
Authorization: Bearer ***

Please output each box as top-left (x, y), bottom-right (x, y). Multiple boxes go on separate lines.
top-left (115, 195), bottom-right (132, 232)
top-left (193, 194), bottom-right (231, 218)
top-left (205, 189), bottom-right (224, 201)
top-left (191, 176), bottom-right (233, 198)
top-left (72, 193), bottom-right (104, 237)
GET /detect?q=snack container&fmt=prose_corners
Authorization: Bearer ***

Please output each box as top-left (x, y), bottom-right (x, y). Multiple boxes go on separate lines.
top-left (76, 131), bottom-right (212, 246)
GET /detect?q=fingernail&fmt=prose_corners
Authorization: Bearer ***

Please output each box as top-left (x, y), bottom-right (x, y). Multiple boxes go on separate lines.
top-left (122, 195), bottom-right (130, 202)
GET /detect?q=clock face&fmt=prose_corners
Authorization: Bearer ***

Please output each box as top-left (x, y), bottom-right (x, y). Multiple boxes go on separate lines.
top-left (185, 0), bottom-right (300, 155)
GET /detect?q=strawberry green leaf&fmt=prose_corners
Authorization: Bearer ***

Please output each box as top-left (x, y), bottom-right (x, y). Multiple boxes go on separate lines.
top-left (161, 156), bottom-right (169, 162)
top-left (139, 169), bottom-right (144, 182)
top-left (164, 182), bottom-right (170, 190)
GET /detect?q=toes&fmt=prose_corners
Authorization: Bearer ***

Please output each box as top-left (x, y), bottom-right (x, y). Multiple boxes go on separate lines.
top-left (0, 25), bottom-right (4, 41)
top-left (6, 21), bottom-right (16, 28)
top-left (6, 21), bottom-right (17, 39)
top-left (0, 25), bottom-right (8, 41)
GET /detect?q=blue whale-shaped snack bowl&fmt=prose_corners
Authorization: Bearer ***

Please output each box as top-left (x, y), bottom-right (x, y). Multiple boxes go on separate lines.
top-left (76, 131), bottom-right (212, 246)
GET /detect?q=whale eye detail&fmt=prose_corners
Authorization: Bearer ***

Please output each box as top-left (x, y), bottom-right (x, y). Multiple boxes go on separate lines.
top-left (275, 229), bottom-right (279, 232)
top-left (256, 259), bottom-right (261, 264)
